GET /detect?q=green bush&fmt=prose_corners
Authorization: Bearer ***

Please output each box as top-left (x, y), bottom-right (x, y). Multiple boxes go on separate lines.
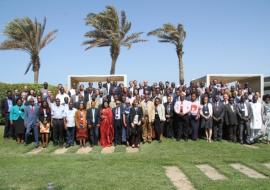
top-left (0, 83), bottom-right (57, 124)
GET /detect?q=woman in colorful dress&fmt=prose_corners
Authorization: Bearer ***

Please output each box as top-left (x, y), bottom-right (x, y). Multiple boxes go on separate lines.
top-left (100, 101), bottom-right (114, 147)
top-left (10, 98), bottom-right (25, 144)
top-left (75, 103), bottom-right (88, 147)
top-left (39, 100), bottom-right (51, 148)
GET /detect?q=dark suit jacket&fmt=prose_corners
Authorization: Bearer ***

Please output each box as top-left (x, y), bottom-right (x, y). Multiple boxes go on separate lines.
top-left (224, 104), bottom-right (238, 125)
top-left (86, 108), bottom-right (100, 126)
top-left (236, 102), bottom-right (253, 122)
top-left (112, 106), bottom-right (124, 121)
top-left (1, 97), bottom-right (15, 117)
top-left (129, 107), bottom-right (143, 124)
top-left (212, 101), bottom-right (225, 121)
top-left (164, 102), bottom-right (174, 118)
top-left (103, 83), bottom-right (114, 95)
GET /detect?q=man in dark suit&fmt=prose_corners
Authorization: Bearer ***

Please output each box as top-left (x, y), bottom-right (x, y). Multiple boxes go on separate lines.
top-left (74, 94), bottom-right (85, 109)
top-left (237, 95), bottom-right (253, 144)
top-left (112, 100), bottom-right (124, 145)
top-left (87, 101), bottom-right (100, 146)
top-left (224, 97), bottom-right (238, 143)
top-left (24, 98), bottom-right (40, 148)
top-left (164, 96), bottom-right (174, 138)
top-left (1, 90), bottom-right (15, 138)
top-left (103, 77), bottom-right (113, 96)
top-left (212, 95), bottom-right (225, 141)
top-left (129, 100), bottom-right (143, 147)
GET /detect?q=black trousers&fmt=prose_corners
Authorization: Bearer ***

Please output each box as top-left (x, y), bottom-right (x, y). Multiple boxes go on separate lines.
top-left (239, 120), bottom-right (251, 143)
top-left (176, 115), bottom-right (189, 140)
top-left (89, 126), bottom-right (99, 145)
top-left (190, 115), bottom-right (199, 140)
top-left (52, 119), bottom-right (65, 145)
top-left (165, 118), bottom-right (174, 138)
top-left (229, 124), bottom-right (237, 142)
top-left (130, 124), bottom-right (141, 146)
top-left (4, 113), bottom-right (15, 138)
top-left (114, 119), bottom-right (122, 144)
top-left (213, 119), bottom-right (223, 140)
top-left (154, 116), bottom-right (163, 141)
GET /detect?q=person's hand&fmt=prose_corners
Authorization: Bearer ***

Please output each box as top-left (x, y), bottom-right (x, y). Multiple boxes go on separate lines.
top-left (10, 121), bottom-right (13, 125)
top-left (88, 125), bottom-right (92, 128)
top-left (97, 124), bottom-right (100, 127)
top-left (131, 123), bottom-right (135, 128)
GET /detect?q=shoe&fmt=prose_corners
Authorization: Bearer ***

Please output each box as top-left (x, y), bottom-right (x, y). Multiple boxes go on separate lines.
top-left (65, 144), bottom-right (70, 148)
top-left (132, 144), bottom-right (135, 148)
top-left (35, 144), bottom-right (39, 148)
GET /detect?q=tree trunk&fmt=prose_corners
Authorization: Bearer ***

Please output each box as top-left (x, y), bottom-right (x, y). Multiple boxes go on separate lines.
top-left (32, 54), bottom-right (40, 83)
top-left (177, 48), bottom-right (184, 85)
top-left (34, 70), bottom-right (39, 84)
top-left (110, 57), bottom-right (117, 75)
top-left (110, 45), bottom-right (120, 75)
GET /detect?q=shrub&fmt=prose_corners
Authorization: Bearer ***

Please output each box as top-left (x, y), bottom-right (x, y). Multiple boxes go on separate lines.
top-left (0, 83), bottom-right (57, 124)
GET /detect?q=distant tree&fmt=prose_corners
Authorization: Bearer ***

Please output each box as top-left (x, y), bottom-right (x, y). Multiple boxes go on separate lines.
top-left (148, 23), bottom-right (186, 84)
top-left (0, 17), bottom-right (57, 83)
top-left (83, 6), bottom-right (146, 74)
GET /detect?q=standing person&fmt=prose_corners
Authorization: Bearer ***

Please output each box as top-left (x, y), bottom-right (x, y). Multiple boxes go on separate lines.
top-left (174, 92), bottom-right (191, 141)
top-left (64, 101), bottom-right (77, 148)
top-left (56, 87), bottom-right (70, 105)
top-left (224, 97), bottom-right (238, 143)
top-left (122, 99), bottom-right (132, 146)
top-left (112, 100), bottom-right (124, 145)
top-left (100, 101), bottom-right (114, 147)
top-left (250, 94), bottom-right (263, 139)
top-left (263, 94), bottom-right (270, 144)
top-left (87, 101), bottom-right (100, 146)
top-left (40, 82), bottom-right (49, 100)
top-left (154, 97), bottom-right (166, 142)
top-left (39, 101), bottom-right (51, 148)
top-left (212, 95), bottom-right (225, 141)
top-left (140, 93), bottom-right (155, 143)
top-left (200, 96), bottom-right (213, 142)
top-left (189, 93), bottom-right (200, 141)
top-left (164, 96), bottom-right (174, 138)
top-left (51, 98), bottom-right (66, 147)
top-left (75, 103), bottom-right (88, 147)
top-left (24, 98), bottom-right (40, 148)
top-left (237, 95), bottom-right (253, 144)
top-left (10, 98), bottom-right (25, 144)
top-left (1, 90), bottom-right (15, 139)
top-left (130, 100), bottom-right (143, 148)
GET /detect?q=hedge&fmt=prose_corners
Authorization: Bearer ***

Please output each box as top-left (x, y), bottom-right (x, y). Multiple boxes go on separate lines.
top-left (0, 83), bottom-right (57, 124)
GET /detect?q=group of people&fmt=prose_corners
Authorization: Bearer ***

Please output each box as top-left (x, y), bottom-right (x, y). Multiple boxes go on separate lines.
top-left (1, 78), bottom-right (270, 149)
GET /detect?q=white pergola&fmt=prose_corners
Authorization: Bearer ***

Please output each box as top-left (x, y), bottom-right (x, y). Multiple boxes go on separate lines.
top-left (192, 74), bottom-right (264, 95)
top-left (67, 74), bottom-right (127, 89)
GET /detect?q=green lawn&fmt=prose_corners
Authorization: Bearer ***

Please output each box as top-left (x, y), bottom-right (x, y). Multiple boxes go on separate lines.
top-left (0, 126), bottom-right (270, 190)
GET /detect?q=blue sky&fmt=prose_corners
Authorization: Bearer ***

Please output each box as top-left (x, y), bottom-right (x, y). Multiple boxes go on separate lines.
top-left (0, 0), bottom-right (269, 86)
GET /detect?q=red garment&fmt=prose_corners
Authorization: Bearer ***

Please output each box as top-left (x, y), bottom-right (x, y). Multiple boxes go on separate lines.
top-left (100, 108), bottom-right (114, 147)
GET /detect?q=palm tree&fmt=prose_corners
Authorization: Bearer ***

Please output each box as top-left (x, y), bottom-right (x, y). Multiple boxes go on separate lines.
top-left (0, 17), bottom-right (57, 83)
top-left (83, 6), bottom-right (146, 75)
top-left (148, 23), bottom-right (186, 84)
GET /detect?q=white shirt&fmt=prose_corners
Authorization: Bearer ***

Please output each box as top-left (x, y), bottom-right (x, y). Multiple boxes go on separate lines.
top-left (174, 100), bottom-right (191, 115)
top-left (51, 104), bottom-right (66, 119)
top-left (92, 109), bottom-right (96, 123)
top-left (56, 93), bottom-right (70, 105)
top-left (65, 108), bottom-right (77, 127)
top-left (115, 107), bottom-right (121, 120)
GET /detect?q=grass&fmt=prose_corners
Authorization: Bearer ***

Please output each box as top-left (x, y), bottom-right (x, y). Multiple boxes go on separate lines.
top-left (0, 126), bottom-right (270, 190)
